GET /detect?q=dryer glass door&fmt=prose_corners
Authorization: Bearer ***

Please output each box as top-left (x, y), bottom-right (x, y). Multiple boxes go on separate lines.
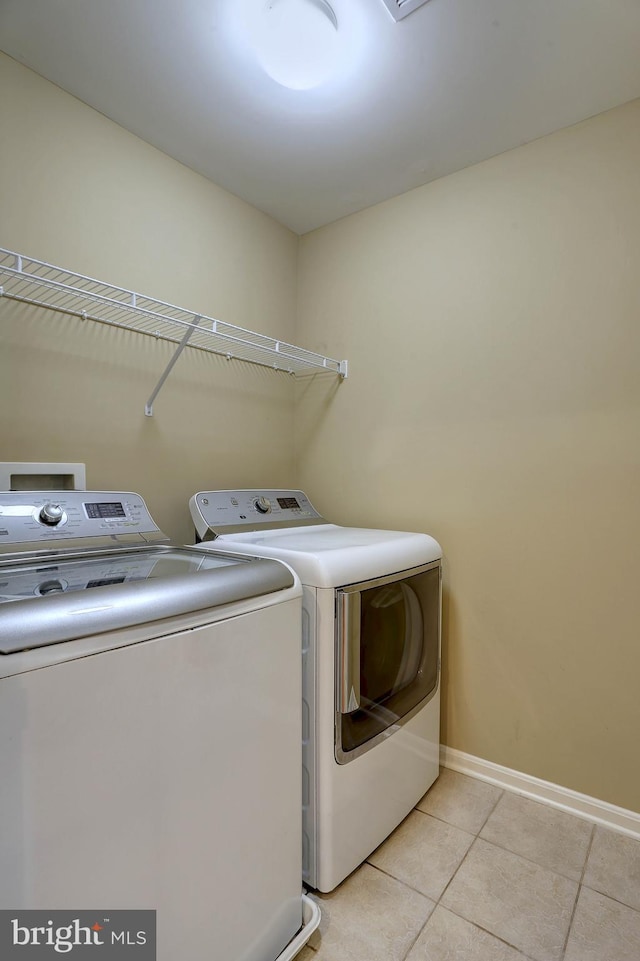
top-left (335, 561), bottom-right (440, 763)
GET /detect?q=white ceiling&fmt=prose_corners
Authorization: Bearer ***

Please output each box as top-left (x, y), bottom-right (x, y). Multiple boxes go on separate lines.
top-left (1, 0), bottom-right (640, 234)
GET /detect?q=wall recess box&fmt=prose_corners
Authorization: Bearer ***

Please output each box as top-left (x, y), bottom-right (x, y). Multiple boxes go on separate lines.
top-left (0, 462), bottom-right (87, 491)
top-left (380, 0), bottom-right (432, 21)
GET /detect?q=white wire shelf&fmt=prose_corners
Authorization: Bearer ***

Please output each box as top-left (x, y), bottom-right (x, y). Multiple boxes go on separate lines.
top-left (0, 247), bottom-right (348, 415)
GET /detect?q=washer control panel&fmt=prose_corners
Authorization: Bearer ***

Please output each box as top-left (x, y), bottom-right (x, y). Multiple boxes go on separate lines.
top-left (191, 489), bottom-right (324, 535)
top-left (0, 491), bottom-right (163, 545)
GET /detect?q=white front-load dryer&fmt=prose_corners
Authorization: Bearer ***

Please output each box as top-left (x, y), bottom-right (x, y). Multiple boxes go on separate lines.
top-left (190, 489), bottom-right (442, 893)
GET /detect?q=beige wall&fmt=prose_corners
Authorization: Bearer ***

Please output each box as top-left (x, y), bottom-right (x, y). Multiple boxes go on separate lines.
top-left (0, 54), bottom-right (298, 542)
top-left (296, 100), bottom-right (640, 812)
top-left (3, 51), bottom-right (639, 813)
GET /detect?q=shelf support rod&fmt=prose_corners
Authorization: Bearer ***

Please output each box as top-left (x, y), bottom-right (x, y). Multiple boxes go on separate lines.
top-left (145, 314), bottom-right (203, 416)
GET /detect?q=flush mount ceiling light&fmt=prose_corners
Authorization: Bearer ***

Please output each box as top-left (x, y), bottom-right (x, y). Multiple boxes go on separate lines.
top-left (249, 0), bottom-right (340, 90)
top-left (380, 0), bottom-right (432, 21)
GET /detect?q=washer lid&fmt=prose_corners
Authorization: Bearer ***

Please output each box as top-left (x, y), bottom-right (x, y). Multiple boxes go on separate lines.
top-left (0, 546), bottom-right (294, 653)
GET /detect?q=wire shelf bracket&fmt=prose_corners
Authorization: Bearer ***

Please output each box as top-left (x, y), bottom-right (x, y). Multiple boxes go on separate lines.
top-left (0, 247), bottom-right (348, 416)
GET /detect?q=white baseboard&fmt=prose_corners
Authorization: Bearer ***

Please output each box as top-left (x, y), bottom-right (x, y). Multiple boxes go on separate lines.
top-left (440, 745), bottom-right (640, 841)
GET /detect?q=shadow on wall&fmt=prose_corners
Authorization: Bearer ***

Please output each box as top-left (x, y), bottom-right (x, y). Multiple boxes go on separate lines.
top-left (294, 370), bottom-right (345, 466)
top-left (439, 578), bottom-right (452, 747)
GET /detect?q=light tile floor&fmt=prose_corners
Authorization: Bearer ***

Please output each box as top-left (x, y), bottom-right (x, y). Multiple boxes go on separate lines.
top-left (299, 769), bottom-right (640, 961)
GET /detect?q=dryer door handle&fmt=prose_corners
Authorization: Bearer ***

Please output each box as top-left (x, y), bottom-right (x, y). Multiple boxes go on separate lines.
top-left (338, 590), bottom-right (361, 714)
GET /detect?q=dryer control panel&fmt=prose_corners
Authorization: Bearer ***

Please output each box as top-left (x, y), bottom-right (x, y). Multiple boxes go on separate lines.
top-left (0, 491), bottom-right (165, 547)
top-left (191, 489), bottom-right (325, 539)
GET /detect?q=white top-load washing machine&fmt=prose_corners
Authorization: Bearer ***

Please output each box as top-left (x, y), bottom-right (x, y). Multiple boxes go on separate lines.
top-left (0, 490), bottom-right (319, 961)
top-left (190, 489), bottom-right (442, 893)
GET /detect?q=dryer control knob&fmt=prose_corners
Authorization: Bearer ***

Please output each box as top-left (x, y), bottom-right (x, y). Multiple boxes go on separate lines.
top-left (38, 503), bottom-right (64, 526)
top-left (254, 496), bottom-right (272, 514)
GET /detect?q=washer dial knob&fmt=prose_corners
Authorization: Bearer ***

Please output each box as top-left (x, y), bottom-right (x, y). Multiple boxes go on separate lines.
top-left (38, 503), bottom-right (65, 526)
top-left (254, 496), bottom-right (272, 514)
top-left (37, 579), bottom-right (66, 595)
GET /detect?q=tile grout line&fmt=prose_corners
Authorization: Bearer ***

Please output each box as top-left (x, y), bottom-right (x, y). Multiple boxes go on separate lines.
top-left (442, 906), bottom-right (542, 961)
top-left (361, 861), bottom-right (435, 961)
top-left (416, 786), bottom-right (504, 836)
top-left (437, 832), bottom-right (481, 905)
top-left (364, 858), bottom-right (435, 904)
top-left (399, 911), bottom-right (432, 961)
top-left (580, 884), bottom-right (640, 913)
top-left (559, 822), bottom-right (596, 961)
top-left (576, 825), bottom-right (640, 914)
top-left (477, 786), bottom-right (506, 833)
top-left (435, 787), bottom-right (506, 906)
top-left (471, 831), bottom-right (590, 884)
